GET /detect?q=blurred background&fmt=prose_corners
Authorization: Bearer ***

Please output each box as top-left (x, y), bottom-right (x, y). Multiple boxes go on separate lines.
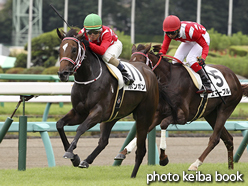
top-left (0, 0), bottom-right (248, 77)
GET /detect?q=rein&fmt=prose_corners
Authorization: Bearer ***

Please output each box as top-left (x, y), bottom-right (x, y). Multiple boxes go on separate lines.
top-left (132, 52), bottom-right (183, 71)
top-left (60, 37), bottom-right (102, 85)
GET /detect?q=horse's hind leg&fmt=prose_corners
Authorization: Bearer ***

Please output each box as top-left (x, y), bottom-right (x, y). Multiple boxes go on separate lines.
top-left (188, 108), bottom-right (234, 171)
top-left (205, 110), bottom-right (234, 169)
top-left (79, 120), bottom-right (117, 168)
top-left (220, 127), bottom-right (234, 169)
top-left (131, 122), bottom-right (148, 178)
top-left (131, 110), bottom-right (155, 178)
top-left (114, 111), bottom-right (163, 161)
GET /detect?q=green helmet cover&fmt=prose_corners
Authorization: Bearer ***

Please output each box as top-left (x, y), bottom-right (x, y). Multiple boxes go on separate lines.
top-left (84, 13), bottom-right (102, 30)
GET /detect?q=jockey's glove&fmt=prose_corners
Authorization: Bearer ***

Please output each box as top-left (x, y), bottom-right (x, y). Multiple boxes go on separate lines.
top-left (82, 38), bottom-right (89, 47)
top-left (198, 58), bottom-right (205, 66)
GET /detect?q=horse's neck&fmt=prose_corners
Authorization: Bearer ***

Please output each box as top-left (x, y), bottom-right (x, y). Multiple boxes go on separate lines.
top-left (74, 51), bottom-right (100, 82)
top-left (150, 54), bottom-right (171, 82)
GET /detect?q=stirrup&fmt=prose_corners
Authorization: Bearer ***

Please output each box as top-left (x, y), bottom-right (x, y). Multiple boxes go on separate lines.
top-left (196, 85), bottom-right (213, 94)
top-left (123, 76), bottom-right (134, 85)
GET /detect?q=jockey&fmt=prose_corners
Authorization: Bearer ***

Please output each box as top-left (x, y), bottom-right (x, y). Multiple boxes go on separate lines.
top-left (79, 13), bottom-right (134, 86)
top-left (160, 15), bottom-right (213, 94)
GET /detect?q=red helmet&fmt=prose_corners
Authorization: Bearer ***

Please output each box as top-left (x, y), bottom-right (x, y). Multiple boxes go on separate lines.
top-left (163, 15), bottom-right (181, 32)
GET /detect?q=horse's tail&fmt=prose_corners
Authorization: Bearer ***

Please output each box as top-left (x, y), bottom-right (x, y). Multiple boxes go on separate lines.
top-left (158, 81), bottom-right (178, 123)
top-left (242, 84), bottom-right (248, 97)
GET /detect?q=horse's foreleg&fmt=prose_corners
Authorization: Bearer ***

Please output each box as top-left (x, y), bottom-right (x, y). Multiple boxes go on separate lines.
top-left (114, 137), bottom-right (137, 160)
top-left (57, 109), bottom-right (84, 150)
top-left (79, 121), bottom-right (116, 168)
top-left (159, 129), bottom-right (169, 166)
top-left (159, 116), bottom-right (174, 166)
top-left (64, 106), bottom-right (103, 155)
top-left (57, 109), bottom-right (84, 166)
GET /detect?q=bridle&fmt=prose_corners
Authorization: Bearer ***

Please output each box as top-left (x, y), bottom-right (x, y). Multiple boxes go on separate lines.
top-left (131, 52), bottom-right (154, 70)
top-left (131, 52), bottom-right (183, 71)
top-left (60, 37), bottom-right (102, 85)
top-left (60, 37), bottom-right (86, 72)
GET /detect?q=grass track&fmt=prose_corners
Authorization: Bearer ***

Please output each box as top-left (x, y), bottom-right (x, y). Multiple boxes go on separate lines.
top-left (0, 163), bottom-right (247, 186)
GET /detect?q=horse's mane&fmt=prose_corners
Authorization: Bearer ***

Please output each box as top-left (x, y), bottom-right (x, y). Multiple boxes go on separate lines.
top-left (149, 50), bottom-right (170, 63)
top-left (136, 44), bottom-right (146, 51)
top-left (65, 28), bottom-right (79, 37)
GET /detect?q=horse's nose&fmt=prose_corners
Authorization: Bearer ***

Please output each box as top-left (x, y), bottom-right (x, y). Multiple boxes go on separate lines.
top-left (57, 71), bottom-right (63, 78)
top-left (58, 71), bottom-right (69, 76)
top-left (57, 71), bottom-right (70, 81)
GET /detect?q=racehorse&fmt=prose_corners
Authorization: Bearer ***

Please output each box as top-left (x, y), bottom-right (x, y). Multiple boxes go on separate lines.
top-left (56, 29), bottom-right (159, 178)
top-left (115, 43), bottom-right (248, 171)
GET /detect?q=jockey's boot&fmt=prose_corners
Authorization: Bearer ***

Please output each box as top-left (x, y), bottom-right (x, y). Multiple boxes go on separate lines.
top-left (109, 57), bottom-right (134, 85)
top-left (196, 68), bottom-right (213, 94)
top-left (117, 62), bottom-right (134, 85)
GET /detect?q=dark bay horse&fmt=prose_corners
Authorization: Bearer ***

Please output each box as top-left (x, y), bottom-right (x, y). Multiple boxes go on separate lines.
top-left (116, 43), bottom-right (248, 171)
top-left (56, 29), bottom-right (159, 178)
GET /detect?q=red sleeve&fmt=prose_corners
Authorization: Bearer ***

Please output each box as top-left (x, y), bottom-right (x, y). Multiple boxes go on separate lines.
top-left (159, 35), bottom-right (172, 54)
top-left (196, 36), bottom-right (209, 59)
top-left (89, 33), bottom-right (112, 56)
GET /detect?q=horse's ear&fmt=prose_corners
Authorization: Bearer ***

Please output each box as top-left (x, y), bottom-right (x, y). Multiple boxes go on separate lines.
top-left (131, 44), bottom-right (137, 54)
top-left (144, 43), bottom-right (151, 54)
top-left (57, 28), bottom-right (65, 40)
top-left (77, 32), bottom-right (84, 42)
top-left (152, 44), bottom-right (162, 52)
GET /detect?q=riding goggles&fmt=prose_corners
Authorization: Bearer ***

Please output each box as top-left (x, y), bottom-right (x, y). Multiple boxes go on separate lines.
top-left (165, 30), bottom-right (178, 36)
top-left (86, 29), bottom-right (101, 35)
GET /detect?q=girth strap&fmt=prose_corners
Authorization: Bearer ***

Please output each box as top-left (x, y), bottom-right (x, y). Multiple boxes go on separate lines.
top-left (190, 92), bottom-right (208, 122)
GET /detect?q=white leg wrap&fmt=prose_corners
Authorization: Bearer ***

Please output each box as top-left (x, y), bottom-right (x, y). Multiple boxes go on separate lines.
top-left (188, 159), bottom-right (203, 171)
top-left (125, 137), bottom-right (137, 154)
top-left (159, 130), bottom-right (167, 150)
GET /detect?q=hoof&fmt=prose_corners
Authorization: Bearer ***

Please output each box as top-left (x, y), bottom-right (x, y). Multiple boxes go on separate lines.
top-left (71, 154), bottom-right (80, 167)
top-left (159, 157), bottom-right (169, 166)
top-left (188, 164), bottom-right (198, 171)
top-left (114, 153), bottom-right (126, 160)
top-left (78, 160), bottom-right (89, 168)
top-left (63, 152), bottom-right (75, 159)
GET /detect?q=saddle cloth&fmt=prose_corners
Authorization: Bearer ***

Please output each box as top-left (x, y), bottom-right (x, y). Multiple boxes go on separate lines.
top-left (183, 65), bottom-right (232, 98)
top-left (104, 61), bottom-right (147, 122)
top-left (105, 61), bottom-right (147, 92)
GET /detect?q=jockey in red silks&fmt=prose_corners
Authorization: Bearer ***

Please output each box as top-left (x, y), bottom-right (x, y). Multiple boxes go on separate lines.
top-left (160, 15), bottom-right (213, 93)
top-left (79, 13), bottom-right (134, 85)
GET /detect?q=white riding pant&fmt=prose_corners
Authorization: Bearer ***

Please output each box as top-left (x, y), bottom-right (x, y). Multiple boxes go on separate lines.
top-left (172, 32), bottom-right (210, 66)
top-left (102, 39), bottom-right (123, 63)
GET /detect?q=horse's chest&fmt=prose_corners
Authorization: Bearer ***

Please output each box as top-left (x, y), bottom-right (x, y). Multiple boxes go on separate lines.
top-left (70, 84), bottom-right (113, 113)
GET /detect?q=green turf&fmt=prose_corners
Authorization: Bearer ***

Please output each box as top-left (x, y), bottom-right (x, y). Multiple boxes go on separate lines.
top-left (0, 163), bottom-right (247, 186)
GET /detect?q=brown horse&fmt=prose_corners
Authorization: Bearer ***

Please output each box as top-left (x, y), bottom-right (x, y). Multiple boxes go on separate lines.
top-left (115, 43), bottom-right (248, 171)
top-left (56, 29), bottom-right (159, 178)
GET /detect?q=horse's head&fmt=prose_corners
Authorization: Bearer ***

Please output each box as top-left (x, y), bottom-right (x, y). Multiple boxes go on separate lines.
top-left (57, 28), bottom-right (86, 82)
top-left (130, 43), bottom-right (158, 69)
top-left (130, 44), bottom-right (151, 62)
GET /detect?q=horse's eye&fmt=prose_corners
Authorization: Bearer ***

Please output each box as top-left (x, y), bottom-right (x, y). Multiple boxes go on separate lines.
top-left (72, 47), bottom-right (77, 53)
